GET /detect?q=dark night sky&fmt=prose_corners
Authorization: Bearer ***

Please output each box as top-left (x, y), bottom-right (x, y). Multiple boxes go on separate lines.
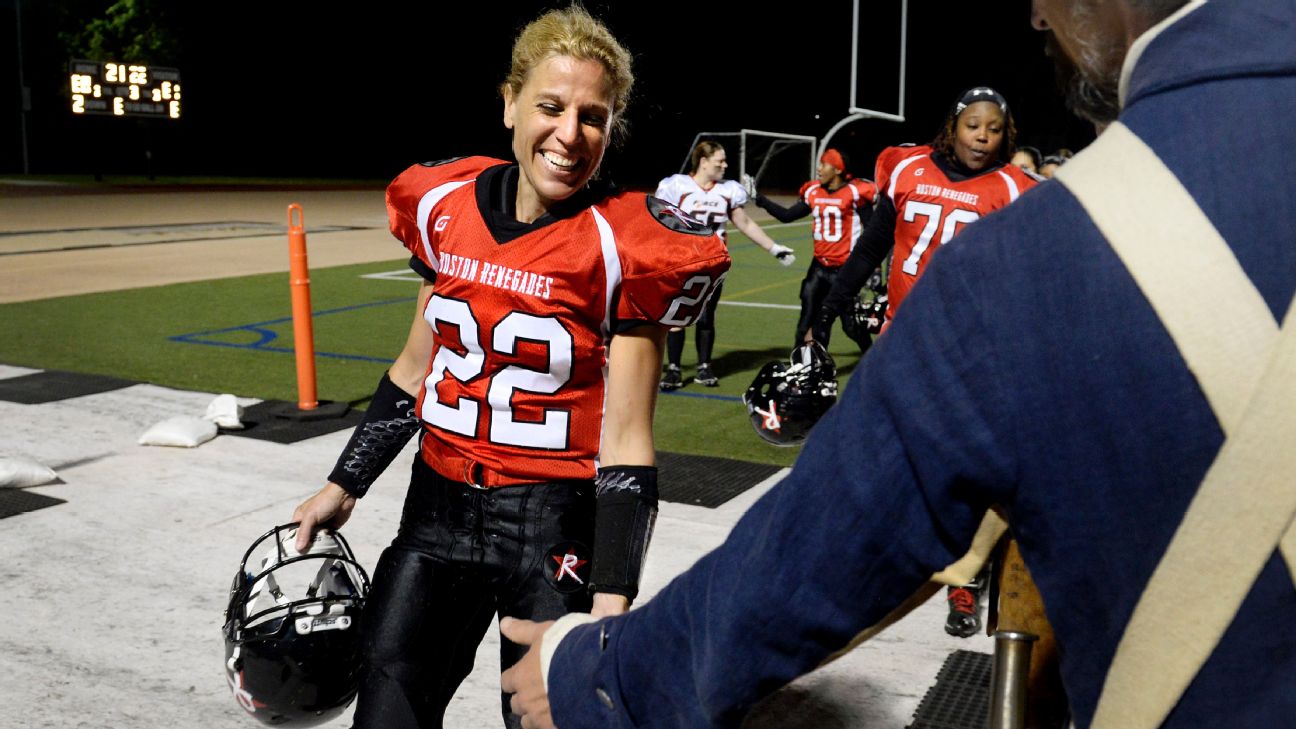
top-left (1, 0), bottom-right (1095, 189)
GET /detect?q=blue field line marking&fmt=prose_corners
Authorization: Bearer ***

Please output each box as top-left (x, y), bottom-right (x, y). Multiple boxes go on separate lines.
top-left (168, 293), bottom-right (752, 397)
top-left (167, 338), bottom-right (398, 364)
top-left (168, 296), bottom-right (414, 362)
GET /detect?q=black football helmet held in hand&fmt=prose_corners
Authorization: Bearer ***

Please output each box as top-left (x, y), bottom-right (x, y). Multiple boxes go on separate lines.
top-left (743, 342), bottom-right (839, 446)
top-left (841, 289), bottom-right (888, 344)
top-left (223, 524), bottom-right (371, 727)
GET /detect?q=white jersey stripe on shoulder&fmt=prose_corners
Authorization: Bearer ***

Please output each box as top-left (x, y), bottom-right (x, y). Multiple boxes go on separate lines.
top-left (997, 170), bottom-right (1021, 202)
top-left (887, 154), bottom-right (926, 202)
top-left (849, 183), bottom-right (863, 250)
top-left (589, 207), bottom-right (622, 340)
top-left (416, 180), bottom-right (473, 272)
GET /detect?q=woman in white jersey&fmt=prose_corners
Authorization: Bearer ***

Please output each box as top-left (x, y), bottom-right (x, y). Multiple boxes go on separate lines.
top-left (654, 141), bottom-right (796, 390)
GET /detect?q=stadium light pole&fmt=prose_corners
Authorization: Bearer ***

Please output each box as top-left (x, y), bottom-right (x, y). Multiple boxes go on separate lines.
top-left (15, 0), bottom-right (30, 173)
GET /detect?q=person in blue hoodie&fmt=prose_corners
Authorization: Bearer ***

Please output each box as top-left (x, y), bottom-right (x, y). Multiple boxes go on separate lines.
top-left (501, 1), bottom-right (1296, 727)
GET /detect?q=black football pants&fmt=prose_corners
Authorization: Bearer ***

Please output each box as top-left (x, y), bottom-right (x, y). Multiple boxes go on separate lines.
top-left (350, 457), bottom-right (595, 729)
top-left (795, 260), bottom-right (841, 348)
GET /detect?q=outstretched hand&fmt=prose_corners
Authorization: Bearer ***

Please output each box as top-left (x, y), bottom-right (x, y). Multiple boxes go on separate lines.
top-left (291, 483), bottom-right (356, 551)
top-left (770, 244), bottom-right (797, 267)
top-left (501, 617), bottom-right (558, 729)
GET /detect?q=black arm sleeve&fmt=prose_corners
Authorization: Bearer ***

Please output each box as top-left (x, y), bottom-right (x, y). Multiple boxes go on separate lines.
top-left (589, 466), bottom-right (659, 601)
top-left (812, 196), bottom-right (897, 341)
top-left (327, 372), bottom-right (421, 497)
top-left (753, 193), bottom-right (812, 223)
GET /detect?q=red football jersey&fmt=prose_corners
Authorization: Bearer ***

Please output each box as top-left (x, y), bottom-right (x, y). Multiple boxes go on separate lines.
top-left (386, 157), bottom-right (731, 486)
top-left (875, 146), bottom-right (1036, 318)
top-left (797, 177), bottom-right (877, 267)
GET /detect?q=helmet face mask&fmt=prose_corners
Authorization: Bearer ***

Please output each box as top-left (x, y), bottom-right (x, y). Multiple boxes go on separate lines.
top-left (842, 286), bottom-right (888, 345)
top-left (742, 343), bottom-right (839, 446)
top-left (224, 524), bottom-right (370, 727)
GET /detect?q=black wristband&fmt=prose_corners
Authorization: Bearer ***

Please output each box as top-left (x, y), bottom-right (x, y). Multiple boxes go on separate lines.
top-left (589, 465), bottom-right (659, 601)
top-left (327, 372), bottom-right (421, 498)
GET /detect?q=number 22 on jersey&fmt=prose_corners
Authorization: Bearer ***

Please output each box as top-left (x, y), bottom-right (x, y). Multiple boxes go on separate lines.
top-left (422, 295), bottom-right (572, 450)
top-left (899, 201), bottom-right (979, 275)
top-left (661, 272), bottom-right (726, 327)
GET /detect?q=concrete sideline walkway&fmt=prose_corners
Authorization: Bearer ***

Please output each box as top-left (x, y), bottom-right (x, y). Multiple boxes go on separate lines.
top-left (0, 363), bottom-right (989, 729)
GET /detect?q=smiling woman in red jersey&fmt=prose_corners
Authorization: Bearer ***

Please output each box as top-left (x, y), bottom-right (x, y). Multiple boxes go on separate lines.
top-left (285, 7), bottom-right (730, 729)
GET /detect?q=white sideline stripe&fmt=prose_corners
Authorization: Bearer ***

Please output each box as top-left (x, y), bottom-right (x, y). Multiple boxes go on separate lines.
top-left (757, 220), bottom-right (813, 231)
top-left (362, 269), bottom-right (424, 281)
top-left (719, 301), bottom-right (799, 310)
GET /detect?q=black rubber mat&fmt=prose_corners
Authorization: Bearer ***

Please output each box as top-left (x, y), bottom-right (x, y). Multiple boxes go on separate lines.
top-left (221, 400), bottom-right (363, 445)
top-left (0, 370), bottom-right (135, 404)
top-left (907, 649), bottom-right (993, 729)
top-left (656, 451), bottom-right (782, 509)
top-left (0, 489), bottom-right (67, 520)
top-left (0, 370), bottom-right (781, 499)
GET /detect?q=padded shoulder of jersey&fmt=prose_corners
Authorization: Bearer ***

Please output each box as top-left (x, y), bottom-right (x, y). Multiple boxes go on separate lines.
top-left (389, 156), bottom-right (504, 200)
top-left (596, 191), bottom-right (732, 326)
top-left (850, 178), bottom-right (878, 199)
top-left (875, 145), bottom-right (932, 179)
top-left (653, 174), bottom-right (690, 204)
top-left (998, 162), bottom-right (1042, 191)
top-left (656, 173), bottom-right (690, 190)
top-left (798, 180), bottom-right (819, 199)
top-left (385, 156), bottom-right (505, 273)
top-left (419, 156), bottom-right (469, 168)
top-left (714, 179), bottom-right (745, 196)
top-left (627, 194), bottom-right (717, 237)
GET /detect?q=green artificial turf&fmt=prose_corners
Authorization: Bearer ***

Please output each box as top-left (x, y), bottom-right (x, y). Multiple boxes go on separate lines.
top-left (0, 219), bottom-right (869, 466)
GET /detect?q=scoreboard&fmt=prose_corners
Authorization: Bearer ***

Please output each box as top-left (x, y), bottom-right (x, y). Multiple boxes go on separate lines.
top-left (68, 59), bottom-right (181, 119)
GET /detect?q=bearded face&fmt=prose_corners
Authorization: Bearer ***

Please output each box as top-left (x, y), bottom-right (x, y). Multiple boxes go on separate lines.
top-left (1040, 1), bottom-right (1126, 127)
top-left (1046, 33), bottom-right (1122, 126)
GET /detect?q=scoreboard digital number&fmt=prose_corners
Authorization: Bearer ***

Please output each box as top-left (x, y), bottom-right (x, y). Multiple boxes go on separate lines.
top-left (68, 59), bottom-right (181, 119)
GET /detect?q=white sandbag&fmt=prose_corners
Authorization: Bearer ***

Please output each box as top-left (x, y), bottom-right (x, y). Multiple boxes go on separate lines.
top-left (138, 416), bottom-right (218, 448)
top-left (0, 456), bottom-right (60, 488)
top-left (204, 393), bottom-right (245, 429)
